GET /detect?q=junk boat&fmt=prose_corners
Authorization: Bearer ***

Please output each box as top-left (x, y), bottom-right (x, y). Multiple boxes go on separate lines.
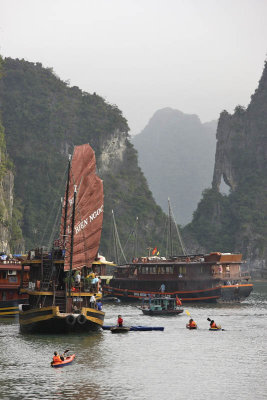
top-left (19, 144), bottom-right (105, 333)
top-left (103, 252), bottom-right (253, 303)
top-left (0, 256), bottom-right (29, 317)
top-left (139, 296), bottom-right (183, 316)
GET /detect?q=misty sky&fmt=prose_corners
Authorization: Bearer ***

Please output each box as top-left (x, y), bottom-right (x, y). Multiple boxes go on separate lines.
top-left (1, 0), bottom-right (267, 135)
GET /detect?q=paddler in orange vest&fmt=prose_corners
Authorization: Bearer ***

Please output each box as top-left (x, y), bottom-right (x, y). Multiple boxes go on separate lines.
top-left (208, 318), bottom-right (218, 329)
top-left (52, 351), bottom-right (62, 363)
top-left (187, 318), bottom-right (197, 329)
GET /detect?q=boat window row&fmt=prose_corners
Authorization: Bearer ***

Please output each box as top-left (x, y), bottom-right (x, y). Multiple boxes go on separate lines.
top-left (139, 266), bottom-right (174, 274)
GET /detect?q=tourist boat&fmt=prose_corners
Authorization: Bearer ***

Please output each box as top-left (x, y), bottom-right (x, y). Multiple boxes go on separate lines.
top-left (0, 257), bottom-right (29, 317)
top-left (51, 354), bottom-right (76, 368)
top-left (139, 296), bottom-right (183, 316)
top-left (19, 144), bottom-right (105, 333)
top-left (103, 252), bottom-right (253, 303)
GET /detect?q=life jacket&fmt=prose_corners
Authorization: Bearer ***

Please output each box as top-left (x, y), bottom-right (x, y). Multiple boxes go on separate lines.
top-left (190, 321), bottom-right (197, 327)
top-left (118, 318), bottom-right (123, 326)
top-left (53, 355), bottom-right (62, 363)
top-left (211, 322), bottom-right (217, 328)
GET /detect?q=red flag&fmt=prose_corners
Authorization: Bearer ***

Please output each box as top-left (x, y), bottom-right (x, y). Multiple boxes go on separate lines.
top-left (152, 247), bottom-right (157, 255)
top-left (176, 296), bottom-right (182, 306)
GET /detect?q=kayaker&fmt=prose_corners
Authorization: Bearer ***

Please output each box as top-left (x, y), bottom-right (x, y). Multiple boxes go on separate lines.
top-left (209, 320), bottom-right (218, 329)
top-left (187, 318), bottom-right (197, 328)
top-left (52, 352), bottom-right (62, 363)
top-left (117, 315), bottom-right (123, 327)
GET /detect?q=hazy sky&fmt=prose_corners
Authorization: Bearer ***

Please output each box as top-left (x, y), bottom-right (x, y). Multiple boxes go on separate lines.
top-left (1, 0), bottom-right (267, 135)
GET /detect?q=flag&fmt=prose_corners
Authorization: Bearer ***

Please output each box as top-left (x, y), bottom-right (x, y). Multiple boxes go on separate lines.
top-left (176, 296), bottom-right (182, 306)
top-left (152, 247), bottom-right (157, 255)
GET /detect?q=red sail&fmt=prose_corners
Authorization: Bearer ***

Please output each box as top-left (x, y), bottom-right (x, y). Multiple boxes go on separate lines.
top-left (61, 144), bottom-right (104, 271)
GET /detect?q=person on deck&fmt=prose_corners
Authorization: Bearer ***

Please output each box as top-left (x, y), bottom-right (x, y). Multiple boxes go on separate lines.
top-left (75, 272), bottom-right (81, 286)
top-left (90, 294), bottom-right (96, 308)
top-left (117, 315), bottom-right (123, 327)
top-left (52, 352), bottom-right (62, 363)
top-left (96, 300), bottom-right (102, 311)
top-left (187, 319), bottom-right (197, 328)
top-left (159, 283), bottom-right (165, 294)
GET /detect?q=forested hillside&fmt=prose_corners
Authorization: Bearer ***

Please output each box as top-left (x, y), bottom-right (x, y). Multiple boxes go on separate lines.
top-left (0, 57), bottom-right (168, 259)
top-left (132, 108), bottom-right (216, 225)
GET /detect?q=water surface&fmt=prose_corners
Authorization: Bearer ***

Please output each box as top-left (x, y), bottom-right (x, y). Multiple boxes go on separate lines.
top-left (0, 282), bottom-right (266, 400)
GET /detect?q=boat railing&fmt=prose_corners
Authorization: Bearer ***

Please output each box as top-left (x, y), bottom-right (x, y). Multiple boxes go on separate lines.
top-left (212, 272), bottom-right (247, 280)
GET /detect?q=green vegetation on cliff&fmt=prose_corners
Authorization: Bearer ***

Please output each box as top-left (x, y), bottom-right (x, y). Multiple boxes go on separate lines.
top-left (0, 57), bottom-right (166, 257)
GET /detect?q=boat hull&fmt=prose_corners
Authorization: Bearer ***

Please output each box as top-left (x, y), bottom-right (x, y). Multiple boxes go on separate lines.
top-left (140, 308), bottom-right (183, 316)
top-left (0, 298), bottom-right (28, 317)
top-left (19, 306), bottom-right (105, 334)
top-left (103, 284), bottom-right (221, 302)
top-left (103, 283), bottom-right (253, 303)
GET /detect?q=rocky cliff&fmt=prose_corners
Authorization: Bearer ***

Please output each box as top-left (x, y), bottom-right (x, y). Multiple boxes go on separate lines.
top-left (132, 108), bottom-right (217, 225)
top-left (187, 60), bottom-right (267, 276)
top-left (0, 58), bottom-right (166, 259)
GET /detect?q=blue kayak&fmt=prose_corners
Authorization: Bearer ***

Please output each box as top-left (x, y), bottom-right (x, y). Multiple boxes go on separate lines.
top-left (102, 325), bottom-right (164, 331)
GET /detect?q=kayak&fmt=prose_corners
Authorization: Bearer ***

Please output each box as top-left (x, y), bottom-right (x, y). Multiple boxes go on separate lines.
top-left (110, 326), bottom-right (130, 333)
top-left (209, 325), bottom-right (222, 331)
top-left (186, 324), bottom-right (197, 330)
top-left (102, 325), bottom-right (164, 331)
top-left (51, 354), bottom-right (76, 368)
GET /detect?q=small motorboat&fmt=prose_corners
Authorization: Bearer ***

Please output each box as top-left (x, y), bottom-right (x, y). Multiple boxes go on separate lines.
top-left (51, 354), bottom-right (76, 368)
top-left (110, 326), bottom-right (130, 333)
top-left (139, 296), bottom-right (183, 316)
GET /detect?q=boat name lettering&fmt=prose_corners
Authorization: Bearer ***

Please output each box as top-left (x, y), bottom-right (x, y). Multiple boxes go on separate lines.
top-left (74, 205), bottom-right (103, 234)
top-left (89, 205), bottom-right (104, 223)
top-left (75, 218), bottom-right (88, 234)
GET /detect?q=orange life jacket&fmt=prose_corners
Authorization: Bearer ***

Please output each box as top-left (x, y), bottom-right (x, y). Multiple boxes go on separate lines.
top-left (53, 355), bottom-right (62, 363)
top-left (211, 322), bottom-right (217, 328)
top-left (190, 321), bottom-right (197, 327)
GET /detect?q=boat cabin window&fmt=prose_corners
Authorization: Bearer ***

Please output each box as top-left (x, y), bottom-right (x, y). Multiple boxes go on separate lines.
top-left (178, 266), bottom-right (186, 275)
top-left (0, 271), bottom-right (7, 279)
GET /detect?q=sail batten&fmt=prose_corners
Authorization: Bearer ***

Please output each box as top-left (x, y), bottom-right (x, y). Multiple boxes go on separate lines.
top-left (61, 144), bottom-right (104, 271)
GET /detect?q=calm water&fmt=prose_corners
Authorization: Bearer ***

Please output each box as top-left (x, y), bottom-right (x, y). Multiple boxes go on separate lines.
top-left (0, 282), bottom-right (266, 400)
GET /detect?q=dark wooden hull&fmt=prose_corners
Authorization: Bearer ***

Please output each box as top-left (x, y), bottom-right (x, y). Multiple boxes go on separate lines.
top-left (140, 308), bottom-right (183, 316)
top-left (19, 306), bottom-right (104, 334)
top-left (0, 298), bottom-right (28, 317)
top-left (103, 282), bottom-right (253, 303)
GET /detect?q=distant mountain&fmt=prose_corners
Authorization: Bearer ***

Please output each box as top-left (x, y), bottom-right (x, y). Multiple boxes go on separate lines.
top-left (132, 108), bottom-right (217, 225)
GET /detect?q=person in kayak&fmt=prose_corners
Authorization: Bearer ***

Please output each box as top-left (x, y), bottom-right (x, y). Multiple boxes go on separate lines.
top-left (117, 315), bottom-right (123, 327)
top-left (52, 352), bottom-right (62, 363)
top-left (187, 318), bottom-right (197, 328)
top-left (209, 320), bottom-right (218, 329)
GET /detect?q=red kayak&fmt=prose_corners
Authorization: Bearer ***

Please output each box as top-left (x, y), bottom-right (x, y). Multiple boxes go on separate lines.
top-left (51, 354), bottom-right (76, 368)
